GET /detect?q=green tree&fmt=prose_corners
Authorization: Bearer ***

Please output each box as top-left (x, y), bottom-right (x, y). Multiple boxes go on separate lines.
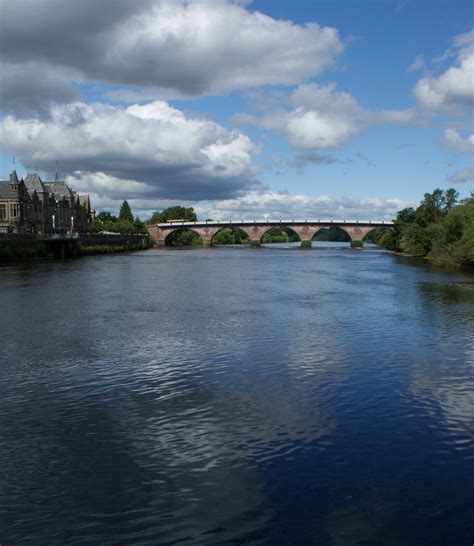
top-left (133, 216), bottom-right (146, 233)
top-left (119, 201), bottom-right (134, 224)
top-left (166, 229), bottom-right (202, 246)
top-left (378, 189), bottom-right (473, 267)
top-left (148, 206), bottom-right (197, 224)
top-left (400, 223), bottom-right (432, 255)
top-left (213, 227), bottom-right (250, 245)
top-left (444, 188), bottom-right (459, 212)
top-left (96, 211), bottom-right (117, 223)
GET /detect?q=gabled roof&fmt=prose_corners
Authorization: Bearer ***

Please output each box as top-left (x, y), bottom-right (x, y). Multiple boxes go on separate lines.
top-left (44, 180), bottom-right (74, 201)
top-left (24, 173), bottom-right (46, 194)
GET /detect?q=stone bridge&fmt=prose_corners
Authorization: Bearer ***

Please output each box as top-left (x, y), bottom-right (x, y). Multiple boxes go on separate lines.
top-left (147, 219), bottom-right (394, 247)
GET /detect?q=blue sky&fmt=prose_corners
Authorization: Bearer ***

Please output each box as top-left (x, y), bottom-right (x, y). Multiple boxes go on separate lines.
top-left (0, 0), bottom-right (472, 220)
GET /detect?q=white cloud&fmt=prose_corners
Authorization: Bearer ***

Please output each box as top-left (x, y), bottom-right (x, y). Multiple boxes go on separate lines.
top-left (235, 83), bottom-right (414, 151)
top-left (0, 100), bottom-right (260, 200)
top-left (0, 0), bottom-right (344, 114)
top-left (447, 167), bottom-right (474, 184)
top-left (408, 54), bottom-right (425, 73)
top-left (443, 128), bottom-right (474, 153)
top-left (414, 29), bottom-right (474, 110)
top-left (192, 191), bottom-right (409, 223)
top-left (81, 186), bottom-right (409, 222)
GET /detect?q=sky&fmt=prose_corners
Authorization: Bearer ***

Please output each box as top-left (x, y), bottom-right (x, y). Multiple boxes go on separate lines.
top-left (0, 0), bottom-right (472, 221)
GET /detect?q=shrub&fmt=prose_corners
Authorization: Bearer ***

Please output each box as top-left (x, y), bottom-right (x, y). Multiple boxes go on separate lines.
top-left (351, 240), bottom-right (364, 249)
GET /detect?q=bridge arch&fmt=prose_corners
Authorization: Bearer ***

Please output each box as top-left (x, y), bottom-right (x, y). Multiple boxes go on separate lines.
top-left (311, 226), bottom-right (351, 243)
top-left (164, 228), bottom-right (203, 247)
top-left (211, 226), bottom-right (250, 245)
top-left (260, 226), bottom-right (301, 244)
top-left (362, 226), bottom-right (392, 244)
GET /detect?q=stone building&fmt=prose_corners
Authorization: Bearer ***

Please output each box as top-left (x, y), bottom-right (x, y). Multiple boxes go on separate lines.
top-left (0, 170), bottom-right (94, 234)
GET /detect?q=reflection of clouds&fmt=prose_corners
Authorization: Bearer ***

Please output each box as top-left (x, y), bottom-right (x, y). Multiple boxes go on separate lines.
top-left (410, 282), bottom-right (474, 432)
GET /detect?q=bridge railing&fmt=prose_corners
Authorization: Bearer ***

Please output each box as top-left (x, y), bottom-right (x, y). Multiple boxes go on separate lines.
top-left (156, 219), bottom-right (394, 228)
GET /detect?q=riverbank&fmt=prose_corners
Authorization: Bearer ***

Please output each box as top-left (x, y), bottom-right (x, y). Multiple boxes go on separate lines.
top-left (0, 233), bottom-right (151, 262)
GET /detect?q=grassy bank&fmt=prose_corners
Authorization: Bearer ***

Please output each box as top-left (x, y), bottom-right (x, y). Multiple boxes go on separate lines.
top-left (0, 240), bottom-right (49, 261)
top-left (0, 236), bottom-right (152, 262)
top-left (79, 241), bottom-right (151, 255)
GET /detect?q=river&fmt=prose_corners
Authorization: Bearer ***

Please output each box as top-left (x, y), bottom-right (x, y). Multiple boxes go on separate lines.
top-left (1, 243), bottom-right (473, 545)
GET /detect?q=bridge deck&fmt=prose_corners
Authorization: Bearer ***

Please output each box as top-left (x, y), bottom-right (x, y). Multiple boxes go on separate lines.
top-left (156, 219), bottom-right (394, 228)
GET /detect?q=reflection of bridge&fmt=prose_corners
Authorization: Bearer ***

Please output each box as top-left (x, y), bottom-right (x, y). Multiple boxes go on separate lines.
top-left (147, 219), bottom-right (394, 247)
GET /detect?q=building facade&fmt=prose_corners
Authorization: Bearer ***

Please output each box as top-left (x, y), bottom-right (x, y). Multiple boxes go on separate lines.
top-left (0, 170), bottom-right (95, 234)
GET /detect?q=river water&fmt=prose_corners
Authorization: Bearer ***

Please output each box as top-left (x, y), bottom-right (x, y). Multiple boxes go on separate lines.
top-left (1, 243), bottom-right (473, 545)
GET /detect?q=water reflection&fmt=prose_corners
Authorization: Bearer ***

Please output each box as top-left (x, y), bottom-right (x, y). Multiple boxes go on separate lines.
top-left (1, 247), bottom-right (473, 544)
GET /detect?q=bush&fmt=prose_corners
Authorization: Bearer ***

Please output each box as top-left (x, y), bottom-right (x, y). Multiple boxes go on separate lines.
top-left (351, 240), bottom-right (364, 249)
top-left (301, 240), bottom-right (312, 249)
top-left (249, 239), bottom-right (260, 247)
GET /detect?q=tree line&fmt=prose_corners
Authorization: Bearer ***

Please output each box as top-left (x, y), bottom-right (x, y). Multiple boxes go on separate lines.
top-left (374, 188), bottom-right (473, 267)
top-left (91, 192), bottom-right (473, 267)
top-left (91, 201), bottom-right (147, 234)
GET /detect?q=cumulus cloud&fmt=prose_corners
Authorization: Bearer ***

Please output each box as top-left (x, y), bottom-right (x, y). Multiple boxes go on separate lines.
top-left (0, 100), bottom-right (261, 200)
top-left (194, 191), bottom-right (409, 222)
top-left (81, 186), bottom-right (409, 223)
top-left (0, 62), bottom-right (79, 118)
top-left (235, 83), bottom-right (414, 151)
top-left (447, 167), bottom-right (474, 184)
top-left (442, 128), bottom-right (474, 153)
top-left (414, 29), bottom-right (474, 110)
top-left (0, 0), bottom-right (344, 115)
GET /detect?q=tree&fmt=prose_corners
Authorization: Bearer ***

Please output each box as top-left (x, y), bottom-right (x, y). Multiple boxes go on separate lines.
top-left (378, 189), bottom-right (473, 266)
top-left (119, 201), bottom-right (134, 224)
top-left (213, 227), bottom-right (250, 245)
top-left (444, 188), bottom-right (459, 212)
top-left (148, 206), bottom-right (197, 224)
top-left (96, 211), bottom-right (117, 223)
top-left (133, 216), bottom-right (146, 233)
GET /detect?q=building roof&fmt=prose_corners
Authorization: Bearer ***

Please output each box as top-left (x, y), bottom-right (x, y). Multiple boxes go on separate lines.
top-left (0, 181), bottom-right (10, 199)
top-left (43, 180), bottom-right (74, 201)
top-left (10, 170), bottom-right (19, 185)
top-left (79, 195), bottom-right (90, 211)
top-left (24, 173), bottom-right (46, 194)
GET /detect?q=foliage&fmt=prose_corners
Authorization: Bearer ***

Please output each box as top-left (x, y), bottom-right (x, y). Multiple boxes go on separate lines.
top-left (79, 241), bottom-right (150, 256)
top-left (378, 188), bottom-right (473, 267)
top-left (166, 229), bottom-right (202, 246)
top-left (92, 203), bottom-right (144, 234)
top-left (0, 240), bottom-right (48, 260)
top-left (261, 227), bottom-right (299, 243)
top-left (119, 201), bottom-right (134, 224)
top-left (351, 240), bottom-right (364, 249)
top-left (213, 227), bottom-right (250, 245)
top-left (147, 206), bottom-right (199, 245)
top-left (301, 240), bottom-right (312, 249)
top-left (148, 206), bottom-right (197, 224)
top-left (313, 227), bottom-right (350, 242)
top-left (249, 239), bottom-right (260, 247)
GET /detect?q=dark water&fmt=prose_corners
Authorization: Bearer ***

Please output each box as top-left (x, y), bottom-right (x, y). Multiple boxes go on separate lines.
top-left (1, 244), bottom-right (473, 545)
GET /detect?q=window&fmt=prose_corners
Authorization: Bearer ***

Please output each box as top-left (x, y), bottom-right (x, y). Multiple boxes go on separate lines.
top-left (0, 203), bottom-right (6, 220)
top-left (10, 203), bottom-right (20, 218)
